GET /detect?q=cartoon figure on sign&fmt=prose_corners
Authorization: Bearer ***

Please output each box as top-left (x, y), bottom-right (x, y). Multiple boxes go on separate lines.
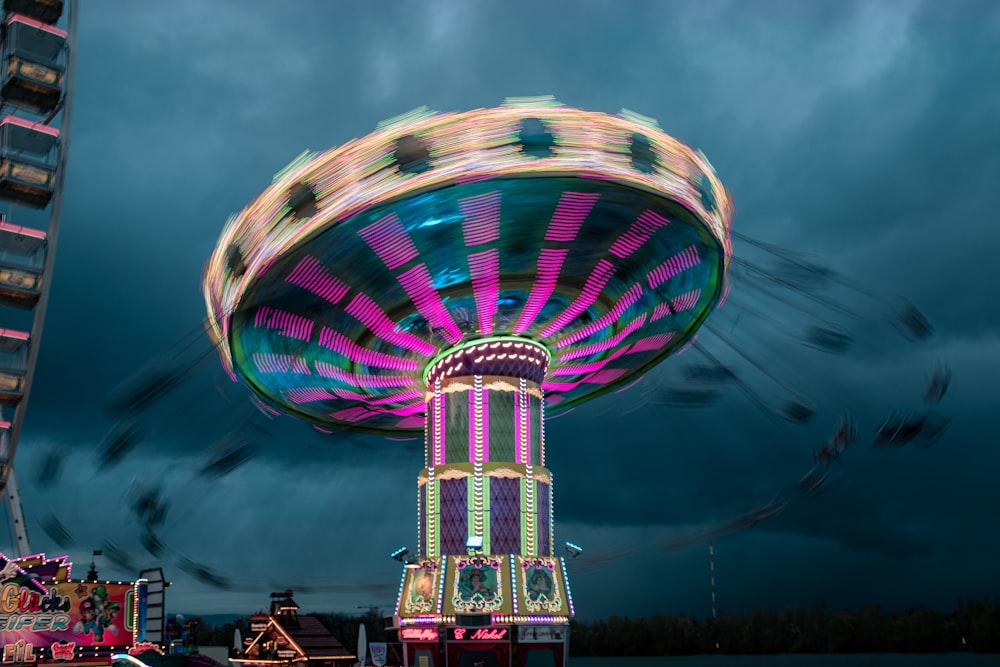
top-left (100, 601), bottom-right (121, 639)
top-left (72, 600), bottom-right (103, 641)
top-left (404, 568), bottom-right (436, 613)
top-left (527, 568), bottom-right (553, 602)
top-left (460, 568), bottom-right (494, 600)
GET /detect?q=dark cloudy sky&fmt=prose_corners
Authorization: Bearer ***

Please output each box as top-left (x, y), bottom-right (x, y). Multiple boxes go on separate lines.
top-left (7, 0), bottom-right (998, 622)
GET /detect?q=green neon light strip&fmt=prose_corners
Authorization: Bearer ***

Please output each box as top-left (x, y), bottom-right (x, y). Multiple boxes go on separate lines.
top-left (422, 335), bottom-right (552, 387)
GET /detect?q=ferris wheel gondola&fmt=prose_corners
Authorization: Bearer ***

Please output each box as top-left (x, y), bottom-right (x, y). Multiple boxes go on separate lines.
top-left (0, 0), bottom-right (78, 558)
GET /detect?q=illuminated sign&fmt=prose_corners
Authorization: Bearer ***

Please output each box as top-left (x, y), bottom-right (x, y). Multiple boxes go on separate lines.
top-left (249, 623), bottom-right (267, 633)
top-left (447, 627), bottom-right (508, 641)
top-left (127, 643), bottom-right (162, 656)
top-left (399, 628), bottom-right (438, 642)
top-left (0, 581), bottom-right (137, 662)
top-left (276, 650), bottom-right (296, 659)
top-left (517, 626), bottom-right (565, 643)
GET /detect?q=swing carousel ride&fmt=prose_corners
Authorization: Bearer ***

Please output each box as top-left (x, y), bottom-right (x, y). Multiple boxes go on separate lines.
top-left (23, 98), bottom-right (951, 667)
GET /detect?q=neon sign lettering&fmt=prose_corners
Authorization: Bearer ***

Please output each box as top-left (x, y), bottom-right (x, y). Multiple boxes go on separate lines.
top-left (450, 627), bottom-right (507, 641)
top-left (400, 628), bottom-right (438, 641)
top-left (2, 640), bottom-right (34, 664)
top-left (49, 643), bottom-right (74, 661)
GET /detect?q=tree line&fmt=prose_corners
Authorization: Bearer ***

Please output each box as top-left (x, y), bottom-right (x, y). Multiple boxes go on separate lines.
top-left (568, 598), bottom-right (1000, 655)
top-left (195, 598), bottom-right (1000, 656)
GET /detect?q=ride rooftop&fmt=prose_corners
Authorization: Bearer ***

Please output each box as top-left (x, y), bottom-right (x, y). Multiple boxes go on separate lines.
top-left (203, 97), bottom-right (734, 436)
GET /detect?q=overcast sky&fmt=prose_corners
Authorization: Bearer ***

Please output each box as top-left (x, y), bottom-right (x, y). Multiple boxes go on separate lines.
top-left (6, 0), bottom-right (998, 623)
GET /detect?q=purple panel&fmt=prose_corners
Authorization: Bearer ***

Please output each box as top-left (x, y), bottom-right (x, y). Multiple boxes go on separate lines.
top-left (439, 479), bottom-right (468, 555)
top-left (536, 481), bottom-right (551, 556)
top-left (489, 477), bottom-right (521, 555)
top-left (543, 191), bottom-right (600, 242)
top-left (513, 248), bottom-right (568, 334)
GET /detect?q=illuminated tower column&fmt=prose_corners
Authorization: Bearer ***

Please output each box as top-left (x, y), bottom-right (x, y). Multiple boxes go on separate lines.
top-left (419, 337), bottom-right (552, 559)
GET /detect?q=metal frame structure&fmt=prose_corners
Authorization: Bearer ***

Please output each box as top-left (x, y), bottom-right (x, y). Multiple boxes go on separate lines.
top-left (0, 0), bottom-right (78, 556)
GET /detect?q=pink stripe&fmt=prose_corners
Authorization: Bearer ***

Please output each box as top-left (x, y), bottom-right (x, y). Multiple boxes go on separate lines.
top-left (544, 192), bottom-right (600, 242)
top-left (586, 369), bottom-right (627, 383)
top-left (344, 292), bottom-right (437, 355)
top-left (628, 332), bottom-right (675, 354)
top-left (539, 259), bottom-right (616, 338)
top-left (555, 282), bottom-right (644, 348)
top-left (550, 346), bottom-right (629, 376)
top-left (647, 246), bottom-right (701, 289)
top-left (318, 327), bottom-right (419, 371)
top-left (396, 264), bottom-right (463, 344)
top-left (397, 415), bottom-right (426, 429)
top-left (460, 191), bottom-right (502, 246)
top-left (314, 360), bottom-right (413, 388)
top-left (468, 389), bottom-right (477, 462)
top-left (286, 255), bottom-right (349, 304)
top-left (357, 212), bottom-right (420, 270)
top-left (482, 387), bottom-right (490, 462)
top-left (650, 302), bottom-right (673, 322)
top-left (608, 210), bottom-right (670, 259)
top-left (559, 314), bottom-right (648, 361)
top-left (254, 306), bottom-right (314, 341)
top-left (513, 248), bottom-right (568, 334)
top-left (285, 387), bottom-right (334, 404)
top-left (468, 249), bottom-right (500, 335)
top-left (330, 406), bottom-right (371, 423)
top-left (525, 392), bottom-right (532, 466)
top-left (436, 389), bottom-right (446, 465)
top-left (514, 390), bottom-right (523, 464)
top-left (671, 288), bottom-right (702, 313)
top-left (251, 353), bottom-right (312, 375)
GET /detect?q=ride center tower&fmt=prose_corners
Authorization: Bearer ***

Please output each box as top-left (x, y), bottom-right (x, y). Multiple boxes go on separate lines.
top-left (203, 97), bottom-right (733, 667)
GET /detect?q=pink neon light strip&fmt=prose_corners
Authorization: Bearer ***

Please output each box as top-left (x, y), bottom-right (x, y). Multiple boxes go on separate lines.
top-left (544, 192), bottom-right (601, 242)
top-left (550, 345), bottom-right (629, 376)
top-left (608, 210), bottom-right (670, 259)
top-left (286, 387), bottom-right (334, 404)
top-left (0, 115), bottom-right (60, 137)
top-left (0, 221), bottom-right (45, 239)
top-left (254, 306), bottom-right (314, 341)
top-left (318, 327), bottom-right (419, 371)
top-left (482, 388), bottom-right (490, 462)
top-left (357, 212), bottom-right (420, 270)
top-left (586, 368), bottom-right (627, 383)
top-left (468, 249), bottom-right (500, 335)
top-left (539, 259), bottom-right (616, 338)
top-left (627, 332), bottom-right (675, 354)
top-left (559, 313), bottom-right (648, 361)
top-left (252, 353), bottom-right (311, 375)
top-left (650, 302), bottom-right (673, 322)
top-left (468, 389), bottom-right (476, 462)
top-left (330, 406), bottom-right (371, 423)
top-left (647, 245), bottom-right (701, 289)
top-left (514, 391), bottom-right (522, 464)
top-left (671, 288), bottom-right (702, 313)
top-left (344, 292), bottom-right (437, 355)
top-left (314, 360), bottom-right (413, 388)
top-left (460, 191), bottom-right (502, 246)
top-left (513, 248), bottom-right (568, 334)
top-left (286, 255), bottom-right (349, 304)
top-left (396, 264), bottom-right (463, 343)
top-left (436, 390), bottom-right (445, 465)
top-left (525, 392), bottom-right (531, 466)
top-left (6, 13), bottom-right (67, 37)
top-left (555, 282), bottom-right (644, 348)
top-left (398, 415), bottom-right (425, 429)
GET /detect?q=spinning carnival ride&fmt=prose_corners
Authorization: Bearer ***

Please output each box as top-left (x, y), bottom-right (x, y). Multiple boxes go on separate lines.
top-left (203, 98), bottom-right (734, 667)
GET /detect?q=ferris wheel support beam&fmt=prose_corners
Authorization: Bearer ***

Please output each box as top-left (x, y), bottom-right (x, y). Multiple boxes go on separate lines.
top-left (1, 0), bottom-right (79, 554)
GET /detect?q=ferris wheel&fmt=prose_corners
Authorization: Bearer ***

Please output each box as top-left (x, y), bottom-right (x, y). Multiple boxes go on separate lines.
top-left (0, 0), bottom-right (78, 558)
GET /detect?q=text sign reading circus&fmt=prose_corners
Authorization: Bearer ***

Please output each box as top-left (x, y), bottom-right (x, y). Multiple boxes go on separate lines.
top-left (0, 581), bottom-right (139, 663)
